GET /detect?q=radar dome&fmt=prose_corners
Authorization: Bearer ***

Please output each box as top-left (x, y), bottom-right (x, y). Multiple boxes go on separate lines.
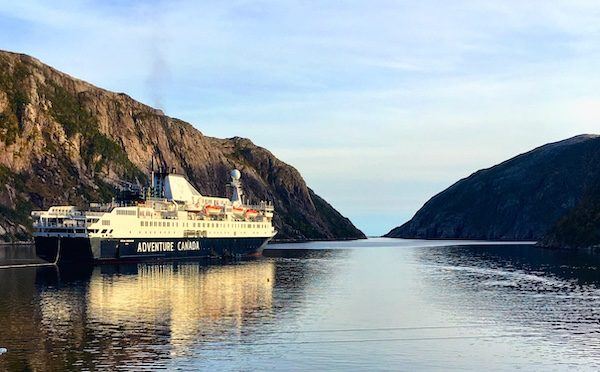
top-left (231, 169), bottom-right (241, 180)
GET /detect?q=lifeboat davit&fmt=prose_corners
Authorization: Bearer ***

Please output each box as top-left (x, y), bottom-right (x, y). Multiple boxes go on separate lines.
top-left (204, 205), bottom-right (222, 215)
top-left (187, 202), bottom-right (204, 212)
top-left (245, 209), bottom-right (258, 219)
top-left (233, 206), bottom-right (245, 217)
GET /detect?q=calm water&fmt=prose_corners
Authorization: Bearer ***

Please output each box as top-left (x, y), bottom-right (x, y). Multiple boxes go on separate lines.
top-left (1, 238), bottom-right (600, 370)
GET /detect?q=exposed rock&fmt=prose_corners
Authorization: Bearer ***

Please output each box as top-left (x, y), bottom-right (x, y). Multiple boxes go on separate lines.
top-left (0, 50), bottom-right (365, 242)
top-left (0, 90), bottom-right (8, 112)
top-left (385, 135), bottom-right (600, 242)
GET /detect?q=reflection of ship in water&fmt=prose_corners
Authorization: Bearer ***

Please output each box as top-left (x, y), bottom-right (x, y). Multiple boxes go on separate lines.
top-left (86, 262), bottom-right (275, 351)
top-left (0, 260), bottom-right (275, 370)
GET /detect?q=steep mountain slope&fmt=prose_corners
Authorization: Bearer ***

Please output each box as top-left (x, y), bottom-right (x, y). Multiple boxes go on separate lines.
top-left (540, 178), bottom-right (600, 249)
top-left (0, 50), bottom-right (365, 242)
top-left (386, 135), bottom-right (600, 241)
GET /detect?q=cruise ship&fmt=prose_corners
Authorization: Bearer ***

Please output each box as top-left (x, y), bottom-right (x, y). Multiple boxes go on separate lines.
top-left (31, 168), bottom-right (276, 263)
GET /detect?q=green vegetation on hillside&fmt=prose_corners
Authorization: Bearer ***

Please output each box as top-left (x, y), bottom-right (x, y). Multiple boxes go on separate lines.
top-left (45, 83), bottom-right (145, 182)
top-left (0, 164), bottom-right (32, 241)
top-left (0, 57), bottom-right (30, 145)
top-left (541, 181), bottom-right (600, 249)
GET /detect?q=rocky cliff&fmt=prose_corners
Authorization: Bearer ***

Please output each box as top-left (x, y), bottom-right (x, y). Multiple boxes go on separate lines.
top-left (0, 50), bottom-right (365, 242)
top-left (385, 135), bottom-right (600, 242)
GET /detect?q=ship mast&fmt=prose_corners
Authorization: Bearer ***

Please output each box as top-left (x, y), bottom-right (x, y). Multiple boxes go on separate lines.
top-left (230, 169), bottom-right (244, 206)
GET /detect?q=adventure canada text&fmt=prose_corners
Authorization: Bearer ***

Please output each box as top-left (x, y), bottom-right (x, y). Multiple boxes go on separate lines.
top-left (136, 241), bottom-right (201, 253)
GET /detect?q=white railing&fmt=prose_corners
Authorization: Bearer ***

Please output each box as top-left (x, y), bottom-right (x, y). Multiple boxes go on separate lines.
top-left (246, 201), bottom-right (275, 211)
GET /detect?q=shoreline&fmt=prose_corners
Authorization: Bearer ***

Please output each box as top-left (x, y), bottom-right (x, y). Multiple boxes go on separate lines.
top-left (269, 236), bottom-right (366, 244)
top-left (0, 241), bottom-right (33, 246)
top-left (1, 237), bottom-right (367, 247)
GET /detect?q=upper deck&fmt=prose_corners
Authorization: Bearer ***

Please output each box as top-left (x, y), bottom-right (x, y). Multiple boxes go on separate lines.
top-left (31, 168), bottom-right (277, 240)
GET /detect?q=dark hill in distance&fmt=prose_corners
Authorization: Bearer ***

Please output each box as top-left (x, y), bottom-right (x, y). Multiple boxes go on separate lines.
top-left (0, 50), bottom-right (365, 242)
top-left (386, 134), bottom-right (600, 246)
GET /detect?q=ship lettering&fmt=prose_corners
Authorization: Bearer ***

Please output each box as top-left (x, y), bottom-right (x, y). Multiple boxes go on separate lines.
top-left (137, 241), bottom-right (175, 253)
top-left (177, 241), bottom-right (200, 251)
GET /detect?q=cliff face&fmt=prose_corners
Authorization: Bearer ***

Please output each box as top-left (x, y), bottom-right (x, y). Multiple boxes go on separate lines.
top-left (385, 135), bottom-right (600, 241)
top-left (540, 185), bottom-right (600, 250)
top-left (0, 50), bottom-right (365, 242)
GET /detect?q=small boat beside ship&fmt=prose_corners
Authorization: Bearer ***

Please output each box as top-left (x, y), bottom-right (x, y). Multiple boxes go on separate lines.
top-left (31, 168), bottom-right (276, 264)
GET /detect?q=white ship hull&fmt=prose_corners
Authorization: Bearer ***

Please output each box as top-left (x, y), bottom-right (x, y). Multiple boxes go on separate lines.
top-left (31, 169), bottom-right (277, 264)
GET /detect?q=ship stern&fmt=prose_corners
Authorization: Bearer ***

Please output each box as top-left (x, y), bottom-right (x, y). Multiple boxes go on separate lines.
top-left (34, 236), bottom-right (95, 264)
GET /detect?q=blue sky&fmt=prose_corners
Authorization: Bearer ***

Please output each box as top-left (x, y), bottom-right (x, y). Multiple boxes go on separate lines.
top-left (2, 1), bottom-right (600, 235)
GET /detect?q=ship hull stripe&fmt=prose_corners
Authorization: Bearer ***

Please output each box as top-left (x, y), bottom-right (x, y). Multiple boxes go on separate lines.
top-left (34, 236), bottom-right (270, 264)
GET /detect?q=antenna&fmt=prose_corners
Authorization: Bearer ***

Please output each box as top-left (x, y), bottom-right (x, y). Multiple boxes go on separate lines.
top-left (150, 154), bottom-right (154, 196)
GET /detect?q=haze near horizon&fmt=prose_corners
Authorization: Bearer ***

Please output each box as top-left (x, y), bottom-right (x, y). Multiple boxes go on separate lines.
top-left (2, 1), bottom-right (600, 235)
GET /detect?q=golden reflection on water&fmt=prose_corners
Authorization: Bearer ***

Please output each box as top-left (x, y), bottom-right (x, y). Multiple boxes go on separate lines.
top-left (86, 262), bottom-right (275, 351)
top-left (18, 260), bottom-right (276, 369)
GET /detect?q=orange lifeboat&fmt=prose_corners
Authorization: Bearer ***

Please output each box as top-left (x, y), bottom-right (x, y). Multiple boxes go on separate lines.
top-left (245, 209), bottom-right (258, 219)
top-left (204, 205), bottom-right (222, 215)
top-left (233, 206), bottom-right (245, 217)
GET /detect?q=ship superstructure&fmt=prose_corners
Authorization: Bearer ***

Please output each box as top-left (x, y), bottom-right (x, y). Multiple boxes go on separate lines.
top-left (31, 169), bottom-right (276, 263)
